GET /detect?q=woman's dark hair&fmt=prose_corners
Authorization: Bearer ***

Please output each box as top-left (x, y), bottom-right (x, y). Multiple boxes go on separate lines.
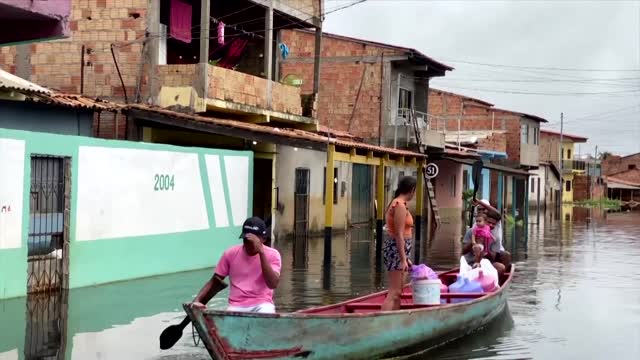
top-left (394, 176), bottom-right (417, 198)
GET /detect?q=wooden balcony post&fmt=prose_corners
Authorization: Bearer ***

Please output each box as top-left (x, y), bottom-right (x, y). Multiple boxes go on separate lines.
top-left (265, 1), bottom-right (274, 109)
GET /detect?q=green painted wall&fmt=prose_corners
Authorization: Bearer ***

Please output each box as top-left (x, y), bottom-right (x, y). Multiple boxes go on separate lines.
top-left (0, 128), bottom-right (253, 299)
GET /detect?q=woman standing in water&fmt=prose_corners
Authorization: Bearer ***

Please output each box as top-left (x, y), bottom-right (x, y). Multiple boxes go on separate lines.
top-left (381, 176), bottom-right (417, 311)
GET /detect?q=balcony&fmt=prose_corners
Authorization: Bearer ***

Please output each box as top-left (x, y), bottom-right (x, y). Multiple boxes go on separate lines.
top-left (562, 159), bottom-right (587, 173)
top-left (156, 64), bottom-right (315, 128)
top-left (395, 108), bottom-right (445, 150)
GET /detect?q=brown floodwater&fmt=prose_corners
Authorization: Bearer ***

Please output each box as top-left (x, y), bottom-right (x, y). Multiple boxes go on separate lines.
top-left (1, 209), bottom-right (639, 359)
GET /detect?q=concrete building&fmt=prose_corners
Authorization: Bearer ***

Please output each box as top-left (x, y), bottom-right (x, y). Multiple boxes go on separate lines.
top-left (539, 129), bottom-right (588, 203)
top-left (602, 152), bottom-right (640, 176)
top-left (428, 89), bottom-right (544, 219)
top-left (0, 0), bottom-right (71, 46)
top-left (274, 29), bottom-right (453, 238)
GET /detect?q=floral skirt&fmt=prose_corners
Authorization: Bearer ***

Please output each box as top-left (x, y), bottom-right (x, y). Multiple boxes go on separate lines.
top-left (382, 233), bottom-right (412, 271)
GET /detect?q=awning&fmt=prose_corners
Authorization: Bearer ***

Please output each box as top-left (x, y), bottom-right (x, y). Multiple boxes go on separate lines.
top-left (607, 181), bottom-right (640, 190)
top-left (441, 157), bottom-right (531, 177)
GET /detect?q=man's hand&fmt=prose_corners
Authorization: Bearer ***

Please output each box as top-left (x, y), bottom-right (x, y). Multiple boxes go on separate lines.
top-left (245, 233), bottom-right (264, 254)
top-left (190, 301), bottom-right (206, 309)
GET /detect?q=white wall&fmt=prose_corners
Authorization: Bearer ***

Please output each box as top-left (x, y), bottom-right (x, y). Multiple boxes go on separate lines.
top-left (528, 168), bottom-right (545, 208)
top-left (275, 145), bottom-right (352, 239)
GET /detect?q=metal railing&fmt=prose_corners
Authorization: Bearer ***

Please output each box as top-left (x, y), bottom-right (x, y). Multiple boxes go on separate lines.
top-left (562, 159), bottom-right (587, 172)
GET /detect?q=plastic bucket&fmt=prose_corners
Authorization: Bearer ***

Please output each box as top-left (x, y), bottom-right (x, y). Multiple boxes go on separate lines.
top-left (412, 278), bottom-right (442, 305)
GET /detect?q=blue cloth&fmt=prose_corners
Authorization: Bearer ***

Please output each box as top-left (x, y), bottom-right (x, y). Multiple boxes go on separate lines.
top-left (279, 43), bottom-right (289, 60)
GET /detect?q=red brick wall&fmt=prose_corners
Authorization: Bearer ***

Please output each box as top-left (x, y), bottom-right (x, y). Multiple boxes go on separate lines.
top-left (608, 168), bottom-right (640, 184)
top-left (280, 30), bottom-right (404, 141)
top-left (602, 153), bottom-right (640, 175)
top-left (573, 174), bottom-right (590, 201)
top-left (428, 90), bottom-right (522, 162)
top-left (1, 0), bottom-right (149, 139)
top-left (477, 132), bottom-right (507, 153)
top-left (540, 132), bottom-right (560, 166)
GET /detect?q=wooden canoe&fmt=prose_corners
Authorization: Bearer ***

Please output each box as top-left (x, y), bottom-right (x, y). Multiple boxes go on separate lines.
top-left (183, 265), bottom-right (514, 360)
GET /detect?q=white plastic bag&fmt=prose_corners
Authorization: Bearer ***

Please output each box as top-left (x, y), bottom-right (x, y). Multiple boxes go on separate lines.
top-left (458, 256), bottom-right (472, 279)
top-left (464, 259), bottom-right (499, 287)
top-left (479, 259), bottom-right (500, 288)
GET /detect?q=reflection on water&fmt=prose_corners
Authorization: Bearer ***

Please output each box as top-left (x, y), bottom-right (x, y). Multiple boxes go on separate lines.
top-left (1, 210), bottom-right (639, 359)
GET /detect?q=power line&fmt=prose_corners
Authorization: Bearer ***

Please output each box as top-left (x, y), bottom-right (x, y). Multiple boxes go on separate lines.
top-left (441, 59), bottom-right (640, 73)
top-left (433, 84), bottom-right (640, 96)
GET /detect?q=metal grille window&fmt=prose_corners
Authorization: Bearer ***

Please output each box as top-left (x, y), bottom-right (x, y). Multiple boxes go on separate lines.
top-left (294, 168), bottom-right (310, 266)
top-left (28, 156), bottom-right (68, 294)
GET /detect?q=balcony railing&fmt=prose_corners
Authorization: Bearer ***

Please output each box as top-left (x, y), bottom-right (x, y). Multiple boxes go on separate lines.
top-left (156, 64), bottom-right (309, 121)
top-left (562, 159), bottom-right (587, 172)
top-left (393, 108), bottom-right (444, 149)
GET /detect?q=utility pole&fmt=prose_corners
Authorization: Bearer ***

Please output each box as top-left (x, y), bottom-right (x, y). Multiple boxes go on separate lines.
top-left (594, 145), bottom-right (599, 204)
top-left (559, 113), bottom-right (564, 208)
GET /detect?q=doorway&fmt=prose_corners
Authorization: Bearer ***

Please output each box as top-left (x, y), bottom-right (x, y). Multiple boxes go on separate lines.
top-left (351, 164), bottom-right (372, 225)
top-left (253, 157), bottom-right (273, 231)
top-left (293, 168), bottom-right (310, 267)
top-left (27, 155), bottom-right (71, 294)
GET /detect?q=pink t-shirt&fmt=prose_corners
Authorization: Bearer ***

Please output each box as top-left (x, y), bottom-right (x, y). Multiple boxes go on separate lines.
top-left (214, 244), bottom-right (282, 307)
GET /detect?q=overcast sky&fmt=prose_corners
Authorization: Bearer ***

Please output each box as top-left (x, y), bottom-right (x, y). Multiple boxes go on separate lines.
top-left (323, 0), bottom-right (640, 156)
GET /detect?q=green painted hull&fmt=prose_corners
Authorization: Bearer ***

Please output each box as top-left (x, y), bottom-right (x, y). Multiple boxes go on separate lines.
top-left (184, 267), bottom-right (514, 360)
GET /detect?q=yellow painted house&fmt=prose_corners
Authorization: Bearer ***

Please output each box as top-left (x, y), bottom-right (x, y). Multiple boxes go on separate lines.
top-left (540, 130), bottom-right (588, 205)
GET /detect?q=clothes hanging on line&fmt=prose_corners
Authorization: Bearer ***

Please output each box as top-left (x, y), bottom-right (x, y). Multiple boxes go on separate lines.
top-left (278, 43), bottom-right (289, 60)
top-left (209, 36), bottom-right (249, 69)
top-left (170, 0), bottom-right (192, 43)
top-left (217, 21), bottom-right (225, 45)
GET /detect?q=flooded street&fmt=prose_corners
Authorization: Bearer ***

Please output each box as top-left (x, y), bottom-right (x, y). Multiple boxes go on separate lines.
top-left (1, 210), bottom-right (639, 359)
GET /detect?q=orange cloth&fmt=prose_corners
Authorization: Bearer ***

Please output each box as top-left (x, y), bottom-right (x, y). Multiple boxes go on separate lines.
top-left (385, 198), bottom-right (414, 238)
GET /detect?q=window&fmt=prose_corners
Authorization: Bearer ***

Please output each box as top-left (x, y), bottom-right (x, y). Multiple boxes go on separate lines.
top-left (567, 149), bottom-right (572, 159)
top-left (323, 167), bottom-right (338, 205)
top-left (531, 178), bottom-right (535, 193)
top-left (398, 88), bottom-right (413, 110)
top-left (450, 175), bottom-right (457, 197)
top-left (566, 180), bottom-right (571, 192)
top-left (533, 128), bottom-right (539, 145)
top-left (521, 124), bottom-right (529, 144)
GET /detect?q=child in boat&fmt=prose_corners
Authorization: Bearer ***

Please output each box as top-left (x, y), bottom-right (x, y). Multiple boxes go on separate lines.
top-left (471, 213), bottom-right (495, 267)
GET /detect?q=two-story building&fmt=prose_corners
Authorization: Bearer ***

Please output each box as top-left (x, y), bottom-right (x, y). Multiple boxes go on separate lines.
top-left (0, 0), bottom-right (327, 241)
top-left (278, 29), bottom-right (454, 239)
top-left (0, 0), bottom-right (71, 46)
top-left (428, 89), bottom-right (545, 219)
top-left (539, 129), bottom-right (588, 203)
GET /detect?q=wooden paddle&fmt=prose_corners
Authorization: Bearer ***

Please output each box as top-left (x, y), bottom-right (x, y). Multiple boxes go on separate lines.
top-left (469, 160), bottom-right (484, 228)
top-left (159, 280), bottom-right (228, 350)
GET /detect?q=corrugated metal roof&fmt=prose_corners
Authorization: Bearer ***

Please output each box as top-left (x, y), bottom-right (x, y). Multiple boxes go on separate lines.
top-left (125, 104), bottom-right (430, 159)
top-left (444, 130), bottom-right (505, 145)
top-left (24, 93), bottom-right (119, 111)
top-left (540, 129), bottom-right (588, 142)
top-left (0, 68), bottom-right (51, 94)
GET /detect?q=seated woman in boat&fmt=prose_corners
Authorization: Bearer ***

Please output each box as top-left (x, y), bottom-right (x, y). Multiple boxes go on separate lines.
top-left (462, 206), bottom-right (512, 275)
top-left (190, 217), bottom-right (282, 314)
top-left (381, 176), bottom-right (416, 311)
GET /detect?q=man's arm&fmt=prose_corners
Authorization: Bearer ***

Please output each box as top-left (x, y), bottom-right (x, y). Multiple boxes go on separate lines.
top-left (259, 251), bottom-right (280, 289)
top-left (461, 229), bottom-right (474, 255)
top-left (474, 199), bottom-right (498, 214)
top-left (192, 274), bottom-right (227, 305)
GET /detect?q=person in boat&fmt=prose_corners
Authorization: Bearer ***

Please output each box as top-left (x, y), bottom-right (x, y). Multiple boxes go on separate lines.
top-left (471, 212), bottom-right (495, 267)
top-left (190, 216), bottom-right (282, 313)
top-left (381, 176), bottom-right (416, 311)
top-left (462, 202), bottom-right (512, 274)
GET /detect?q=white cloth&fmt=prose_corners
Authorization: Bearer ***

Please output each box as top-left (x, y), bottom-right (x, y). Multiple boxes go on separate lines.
top-left (226, 303), bottom-right (276, 314)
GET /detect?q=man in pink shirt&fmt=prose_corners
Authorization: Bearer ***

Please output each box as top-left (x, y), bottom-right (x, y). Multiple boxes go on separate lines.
top-left (190, 217), bottom-right (282, 313)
